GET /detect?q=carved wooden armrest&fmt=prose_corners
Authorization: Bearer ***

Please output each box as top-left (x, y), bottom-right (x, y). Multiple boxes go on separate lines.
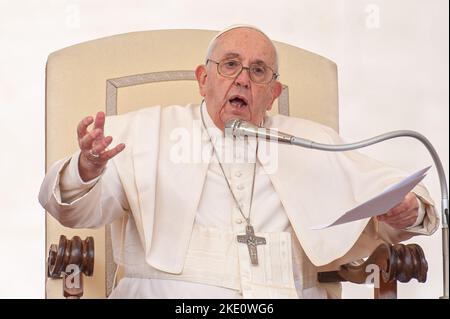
top-left (318, 243), bottom-right (428, 299)
top-left (47, 235), bottom-right (95, 299)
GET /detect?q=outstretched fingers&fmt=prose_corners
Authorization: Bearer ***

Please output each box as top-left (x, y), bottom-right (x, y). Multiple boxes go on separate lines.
top-left (90, 135), bottom-right (113, 155)
top-left (79, 128), bottom-right (103, 151)
top-left (93, 111), bottom-right (106, 131)
top-left (77, 116), bottom-right (94, 140)
top-left (98, 143), bottom-right (126, 161)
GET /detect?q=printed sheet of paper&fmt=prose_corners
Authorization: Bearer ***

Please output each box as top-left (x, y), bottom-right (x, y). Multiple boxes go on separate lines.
top-left (311, 166), bottom-right (431, 230)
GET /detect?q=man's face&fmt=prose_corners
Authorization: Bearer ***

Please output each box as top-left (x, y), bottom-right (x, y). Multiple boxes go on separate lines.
top-left (196, 28), bottom-right (282, 131)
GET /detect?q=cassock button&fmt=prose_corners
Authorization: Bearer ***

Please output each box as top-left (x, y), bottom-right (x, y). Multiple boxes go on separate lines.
top-left (235, 219), bottom-right (243, 224)
top-left (237, 184), bottom-right (244, 190)
top-left (235, 171), bottom-right (242, 178)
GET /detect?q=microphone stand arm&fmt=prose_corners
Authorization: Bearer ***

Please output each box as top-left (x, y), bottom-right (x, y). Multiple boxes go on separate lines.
top-left (290, 130), bottom-right (448, 299)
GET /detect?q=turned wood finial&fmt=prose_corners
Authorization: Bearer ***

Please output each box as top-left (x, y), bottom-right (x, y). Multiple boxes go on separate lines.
top-left (47, 235), bottom-right (94, 298)
top-left (337, 243), bottom-right (428, 284)
top-left (318, 243), bottom-right (428, 299)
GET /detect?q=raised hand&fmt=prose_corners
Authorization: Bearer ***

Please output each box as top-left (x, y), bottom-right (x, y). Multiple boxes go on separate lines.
top-left (77, 111), bottom-right (125, 181)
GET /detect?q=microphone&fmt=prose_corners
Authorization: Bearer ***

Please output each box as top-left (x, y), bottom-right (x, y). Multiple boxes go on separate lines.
top-left (225, 118), bottom-right (449, 299)
top-left (224, 118), bottom-right (294, 144)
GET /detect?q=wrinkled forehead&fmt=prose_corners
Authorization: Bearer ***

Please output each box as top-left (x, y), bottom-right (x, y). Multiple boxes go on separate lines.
top-left (206, 26), bottom-right (278, 69)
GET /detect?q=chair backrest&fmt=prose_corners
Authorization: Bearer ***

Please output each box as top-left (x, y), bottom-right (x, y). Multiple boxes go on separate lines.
top-left (45, 29), bottom-right (339, 298)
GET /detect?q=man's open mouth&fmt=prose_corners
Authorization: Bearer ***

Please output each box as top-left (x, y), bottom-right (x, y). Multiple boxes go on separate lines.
top-left (228, 95), bottom-right (248, 108)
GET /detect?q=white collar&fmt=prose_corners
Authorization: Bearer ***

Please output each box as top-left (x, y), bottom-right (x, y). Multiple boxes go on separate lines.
top-left (200, 101), bottom-right (259, 164)
top-left (201, 100), bottom-right (225, 139)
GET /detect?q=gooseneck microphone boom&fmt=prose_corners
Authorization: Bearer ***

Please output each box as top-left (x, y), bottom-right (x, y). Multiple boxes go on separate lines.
top-left (225, 118), bottom-right (449, 299)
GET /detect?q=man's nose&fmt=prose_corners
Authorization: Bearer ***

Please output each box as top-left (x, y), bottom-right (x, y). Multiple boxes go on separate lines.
top-left (234, 67), bottom-right (251, 88)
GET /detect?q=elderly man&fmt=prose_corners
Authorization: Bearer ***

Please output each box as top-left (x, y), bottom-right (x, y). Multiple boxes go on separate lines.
top-left (39, 25), bottom-right (438, 298)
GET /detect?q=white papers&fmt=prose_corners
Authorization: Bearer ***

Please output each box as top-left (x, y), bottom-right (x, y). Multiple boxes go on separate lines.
top-left (311, 166), bottom-right (431, 230)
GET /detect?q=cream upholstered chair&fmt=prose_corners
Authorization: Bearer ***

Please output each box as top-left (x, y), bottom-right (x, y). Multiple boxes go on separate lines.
top-left (44, 29), bottom-right (340, 298)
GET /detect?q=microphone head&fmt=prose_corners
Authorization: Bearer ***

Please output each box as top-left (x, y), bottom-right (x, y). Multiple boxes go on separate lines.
top-left (225, 118), bottom-right (294, 143)
top-left (224, 118), bottom-right (241, 133)
top-left (224, 118), bottom-right (260, 138)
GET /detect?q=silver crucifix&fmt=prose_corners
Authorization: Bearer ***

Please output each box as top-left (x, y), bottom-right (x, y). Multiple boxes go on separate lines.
top-left (237, 225), bottom-right (266, 265)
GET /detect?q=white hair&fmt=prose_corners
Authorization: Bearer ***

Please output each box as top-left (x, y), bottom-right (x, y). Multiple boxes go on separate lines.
top-left (205, 24), bottom-right (279, 72)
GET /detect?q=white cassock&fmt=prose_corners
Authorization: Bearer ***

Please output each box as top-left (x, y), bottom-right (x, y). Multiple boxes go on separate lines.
top-left (39, 103), bottom-right (439, 298)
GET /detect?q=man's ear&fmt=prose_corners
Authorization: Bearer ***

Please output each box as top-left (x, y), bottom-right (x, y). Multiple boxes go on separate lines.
top-left (195, 65), bottom-right (207, 97)
top-left (267, 81), bottom-right (283, 111)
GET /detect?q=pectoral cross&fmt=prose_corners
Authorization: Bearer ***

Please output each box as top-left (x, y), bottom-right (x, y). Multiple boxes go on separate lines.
top-left (237, 225), bottom-right (266, 265)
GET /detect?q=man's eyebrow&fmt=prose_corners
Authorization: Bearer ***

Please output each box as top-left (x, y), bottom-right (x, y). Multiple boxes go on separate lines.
top-left (222, 52), bottom-right (241, 59)
top-left (221, 53), bottom-right (269, 65)
top-left (252, 59), bottom-right (267, 66)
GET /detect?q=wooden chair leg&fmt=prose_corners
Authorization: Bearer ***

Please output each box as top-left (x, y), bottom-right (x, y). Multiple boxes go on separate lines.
top-left (375, 274), bottom-right (397, 299)
top-left (318, 243), bottom-right (427, 299)
top-left (47, 235), bottom-right (94, 299)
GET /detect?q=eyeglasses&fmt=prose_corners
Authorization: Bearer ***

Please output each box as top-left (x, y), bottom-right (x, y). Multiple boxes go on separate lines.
top-left (207, 58), bottom-right (279, 84)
